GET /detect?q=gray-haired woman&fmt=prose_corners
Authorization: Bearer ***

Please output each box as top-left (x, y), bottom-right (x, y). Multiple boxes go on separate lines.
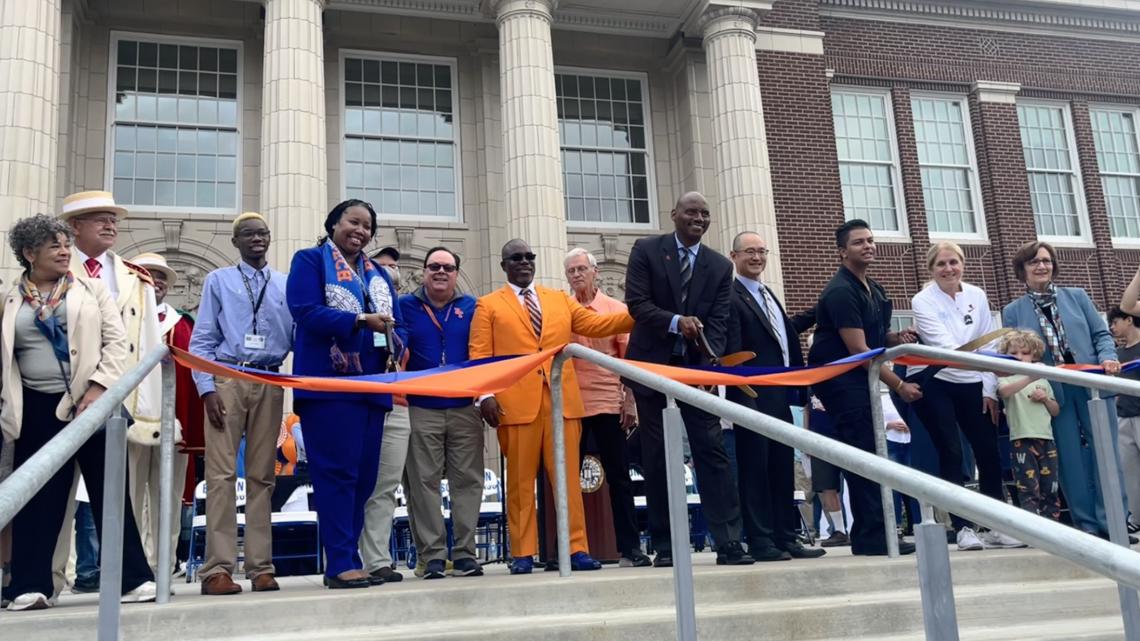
top-left (0, 214), bottom-right (154, 610)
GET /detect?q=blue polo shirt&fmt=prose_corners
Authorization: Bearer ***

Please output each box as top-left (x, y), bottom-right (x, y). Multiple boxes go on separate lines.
top-left (398, 288), bottom-right (478, 409)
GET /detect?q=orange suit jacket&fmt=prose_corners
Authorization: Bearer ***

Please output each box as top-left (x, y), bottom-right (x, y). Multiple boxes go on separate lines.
top-left (469, 284), bottom-right (635, 425)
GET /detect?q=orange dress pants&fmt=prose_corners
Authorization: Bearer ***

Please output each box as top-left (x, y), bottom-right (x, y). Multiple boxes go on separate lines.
top-left (497, 388), bottom-right (589, 558)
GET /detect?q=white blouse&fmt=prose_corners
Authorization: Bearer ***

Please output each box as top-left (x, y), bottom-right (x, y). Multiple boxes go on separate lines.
top-left (907, 281), bottom-right (998, 399)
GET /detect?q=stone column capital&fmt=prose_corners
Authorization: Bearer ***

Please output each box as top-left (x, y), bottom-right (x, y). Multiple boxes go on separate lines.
top-left (694, 1), bottom-right (772, 41)
top-left (261, 0), bottom-right (327, 9)
top-left (483, 0), bottom-right (557, 25)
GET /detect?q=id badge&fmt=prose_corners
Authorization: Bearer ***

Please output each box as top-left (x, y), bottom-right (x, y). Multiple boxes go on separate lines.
top-left (373, 331), bottom-right (387, 349)
top-left (244, 333), bottom-right (266, 350)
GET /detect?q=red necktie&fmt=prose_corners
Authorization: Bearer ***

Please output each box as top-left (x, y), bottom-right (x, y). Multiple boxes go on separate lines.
top-left (84, 257), bottom-right (102, 278)
top-left (522, 289), bottom-right (542, 337)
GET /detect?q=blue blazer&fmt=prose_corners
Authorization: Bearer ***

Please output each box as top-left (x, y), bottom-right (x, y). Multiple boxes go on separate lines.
top-left (1002, 286), bottom-right (1115, 404)
top-left (286, 246), bottom-right (405, 407)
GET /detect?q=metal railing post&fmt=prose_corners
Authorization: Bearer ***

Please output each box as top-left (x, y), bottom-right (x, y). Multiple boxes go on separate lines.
top-left (549, 352), bottom-right (572, 578)
top-left (663, 397), bottom-right (697, 641)
top-left (156, 358), bottom-right (177, 603)
top-left (98, 407), bottom-right (128, 641)
top-left (868, 357), bottom-right (899, 557)
top-left (915, 501), bottom-right (960, 641)
top-left (1088, 393), bottom-right (1140, 641)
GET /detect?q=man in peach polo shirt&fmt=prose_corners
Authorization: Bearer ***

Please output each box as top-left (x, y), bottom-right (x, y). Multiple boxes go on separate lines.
top-left (564, 248), bottom-right (650, 568)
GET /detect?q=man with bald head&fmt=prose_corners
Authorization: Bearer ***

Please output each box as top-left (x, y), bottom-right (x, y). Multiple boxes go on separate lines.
top-left (469, 239), bottom-right (634, 574)
top-left (624, 192), bottom-right (752, 567)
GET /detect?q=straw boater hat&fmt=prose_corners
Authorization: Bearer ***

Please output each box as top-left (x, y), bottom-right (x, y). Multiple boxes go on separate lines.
top-left (129, 252), bottom-right (178, 286)
top-left (59, 190), bottom-right (128, 221)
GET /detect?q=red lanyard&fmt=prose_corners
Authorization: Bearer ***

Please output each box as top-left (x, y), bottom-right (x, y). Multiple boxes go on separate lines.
top-left (421, 301), bottom-right (454, 365)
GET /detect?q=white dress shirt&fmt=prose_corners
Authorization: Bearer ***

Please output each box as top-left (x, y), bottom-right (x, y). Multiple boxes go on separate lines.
top-left (74, 247), bottom-right (118, 299)
top-left (908, 281), bottom-right (997, 399)
top-left (508, 281), bottom-right (541, 315)
top-left (735, 274), bottom-right (790, 366)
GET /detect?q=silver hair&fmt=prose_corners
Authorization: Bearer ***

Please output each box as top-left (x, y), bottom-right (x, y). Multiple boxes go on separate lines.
top-left (563, 247), bottom-right (598, 269)
top-left (9, 214), bottom-right (72, 272)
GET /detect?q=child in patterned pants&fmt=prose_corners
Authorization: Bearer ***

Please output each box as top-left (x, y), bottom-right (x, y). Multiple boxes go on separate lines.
top-left (998, 331), bottom-right (1063, 521)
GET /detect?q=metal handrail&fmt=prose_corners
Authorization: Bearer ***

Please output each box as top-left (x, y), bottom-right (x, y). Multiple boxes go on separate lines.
top-left (550, 341), bottom-right (1140, 641)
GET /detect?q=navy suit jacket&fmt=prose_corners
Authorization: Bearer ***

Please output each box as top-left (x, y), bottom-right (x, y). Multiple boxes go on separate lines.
top-left (286, 246), bottom-right (404, 407)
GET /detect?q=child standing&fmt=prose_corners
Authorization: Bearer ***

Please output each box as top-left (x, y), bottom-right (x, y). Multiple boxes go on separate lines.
top-left (997, 331), bottom-right (1062, 520)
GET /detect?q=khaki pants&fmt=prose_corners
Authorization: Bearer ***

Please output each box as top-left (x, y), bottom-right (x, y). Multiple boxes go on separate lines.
top-left (404, 404), bottom-right (485, 562)
top-left (200, 377), bottom-right (282, 579)
top-left (128, 442), bottom-right (188, 572)
top-left (359, 404), bottom-right (411, 571)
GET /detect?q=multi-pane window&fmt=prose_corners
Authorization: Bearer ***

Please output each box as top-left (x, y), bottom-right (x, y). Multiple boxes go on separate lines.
top-left (832, 90), bottom-right (905, 233)
top-left (556, 72), bottom-right (653, 225)
top-left (110, 36), bottom-right (240, 210)
top-left (912, 97), bottom-right (983, 236)
top-left (343, 54), bottom-right (457, 218)
top-left (1091, 109), bottom-right (1140, 239)
top-left (1017, 103), bottom-right (1086, 239)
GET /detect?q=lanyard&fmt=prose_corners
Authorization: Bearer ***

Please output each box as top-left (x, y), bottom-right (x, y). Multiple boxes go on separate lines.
top-left (421, 300), bottom-right (454, 365)
top-left (239, 265), bottom-right (269, 335)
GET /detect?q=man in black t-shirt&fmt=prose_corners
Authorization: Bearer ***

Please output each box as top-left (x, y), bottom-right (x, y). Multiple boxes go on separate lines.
top-left (1108, 306), bottom-right (1140, 531)
top-left (808, 219), bottom-right (921, 556)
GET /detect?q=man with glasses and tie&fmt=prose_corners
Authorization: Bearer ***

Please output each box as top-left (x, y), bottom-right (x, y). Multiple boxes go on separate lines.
top-left (623, 191), bottom-right (753, 567)
top-left (726, 232), bottom-right (826, 562)
top-left (469, 239), bottom-right (634, 575)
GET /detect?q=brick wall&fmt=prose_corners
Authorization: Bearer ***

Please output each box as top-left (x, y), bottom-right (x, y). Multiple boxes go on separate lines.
top-left (761, 0), bottom-right (821, 32)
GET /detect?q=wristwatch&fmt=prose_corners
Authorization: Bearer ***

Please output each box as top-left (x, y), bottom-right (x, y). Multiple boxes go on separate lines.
top-left (355, 313), bottom-right (366, 328)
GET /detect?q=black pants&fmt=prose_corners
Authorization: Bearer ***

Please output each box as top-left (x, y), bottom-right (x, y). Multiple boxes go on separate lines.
top-left (2, 388), bottom-right (154, 600)
top-left (581, 413), bottom-right (641, 557)
top-left (734, 424), bottom-right (797, 549)
top-left (814, 390), bottom-right (887, 554)
top-left (634, 390), bottom-right (742, 554)
top-left (911, 378), bottom-right (1004, 529)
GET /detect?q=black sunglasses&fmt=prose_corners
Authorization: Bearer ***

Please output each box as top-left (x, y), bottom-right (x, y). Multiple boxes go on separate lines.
top-left (426, 263), bottom-right (458, 273)
top-left (507, 252), bottom-right (537, 262)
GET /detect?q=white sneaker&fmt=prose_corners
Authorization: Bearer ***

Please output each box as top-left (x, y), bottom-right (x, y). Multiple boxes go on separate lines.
top-left (957, 527), bottom-right (984, 551)
top-left (120, 581), bottom-right (157, 603)
top-left (980, 529), bottom-right (1027, 549)
top-left (7, 592), bottom-right (54, 611)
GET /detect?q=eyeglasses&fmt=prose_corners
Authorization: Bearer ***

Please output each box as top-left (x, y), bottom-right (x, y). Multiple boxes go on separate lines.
top-left (1027, 258), bottom-right (1054, 267)
top-left (426, 262), bottom-right (457, 273)
top-left (77, 215), bottom-right (118, 227)
top-left (507, 252), bottom-right (537, 262)
top-left (737, 248), bottom-right (770, 257)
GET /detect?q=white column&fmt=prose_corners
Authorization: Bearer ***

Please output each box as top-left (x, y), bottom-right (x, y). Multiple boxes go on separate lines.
top-left (0, 0), bottom-right (61, 285)
top-left (700, 2), bottom-right (785, 298)
top-left (492, 0), bottom-right (566, 289)
top-left (260, 0), bottom-right (328, 270)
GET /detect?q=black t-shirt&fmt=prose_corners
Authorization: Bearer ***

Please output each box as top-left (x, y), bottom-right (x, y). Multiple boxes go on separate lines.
top-left (1118, 341), bottom-right (1140, 418)
top-left (808, 266), bottom-right (892, 405)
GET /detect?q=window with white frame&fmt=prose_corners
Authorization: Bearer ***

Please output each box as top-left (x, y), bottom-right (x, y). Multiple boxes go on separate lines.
top-left (556, 72), bottom-right (653, 225)
top-left (1090, 108), bottom-right (1140, 239)
top-left (832, 89), bottom-right (905, 234)
top-left (110, 36), bottom-right (240, 211)
top-left (911, 96), bottom-right (984, 237)
top-left (1017, 103), bottom-right (1087, 239)
top-left (342, 54), bottom-right (458, 218)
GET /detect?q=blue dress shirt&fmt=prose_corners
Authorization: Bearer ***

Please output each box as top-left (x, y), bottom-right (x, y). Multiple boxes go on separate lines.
top-left (669, 233), bottom-right (701, 334)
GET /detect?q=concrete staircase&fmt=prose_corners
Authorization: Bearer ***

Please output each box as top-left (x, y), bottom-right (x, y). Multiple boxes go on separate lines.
top-left (4, 547), bottom-right (1125, 641)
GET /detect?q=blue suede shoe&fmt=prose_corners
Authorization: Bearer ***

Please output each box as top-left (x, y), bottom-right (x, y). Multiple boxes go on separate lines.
top-left (509, 557), bottom-right (534, 575)
top-left (570, 552), bottom-right (602, 571)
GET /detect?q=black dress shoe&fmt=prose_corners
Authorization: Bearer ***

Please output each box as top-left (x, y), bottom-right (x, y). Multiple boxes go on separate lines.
top-left (653, 553), bottom-right (673, 568)
top-left (715, 541), bottom-right (756, 566)
top-left (748, 543), bottom-right (792, 562)
top-left (782, 542), bottom-right (826, 559)
top-left (324, 574), bottom-right (371, 589)
top-left (853, 540), bottom-right (917, 556)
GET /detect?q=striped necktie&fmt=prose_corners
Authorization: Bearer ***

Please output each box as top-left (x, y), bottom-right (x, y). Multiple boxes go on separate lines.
top-left (759, 284), bottom-right (789, 366)
top-left (84, 257), bottom-right (102, 278)
top-left (522, 288), bottom-right (542, 337)
top-left (679, 247), bottom-right (692, 309)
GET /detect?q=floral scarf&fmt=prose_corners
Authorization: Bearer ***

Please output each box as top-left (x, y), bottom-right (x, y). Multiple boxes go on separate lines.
top-left (1027, 282), bottom-right (1071, 364)
top-left (321, 240), bottom-right (392, 373)
top-left (19, 272), bottom-right (73, 363)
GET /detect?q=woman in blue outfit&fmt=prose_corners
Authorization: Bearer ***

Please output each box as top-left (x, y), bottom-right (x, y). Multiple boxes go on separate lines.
top-left (287, 200), bottom-right (404, 589)
top-left (1002, 240), bottom-right (1126, 538)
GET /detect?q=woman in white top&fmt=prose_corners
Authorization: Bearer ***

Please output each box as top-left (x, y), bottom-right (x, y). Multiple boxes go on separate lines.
top-left (909, 242), bottom-right (1020, 550)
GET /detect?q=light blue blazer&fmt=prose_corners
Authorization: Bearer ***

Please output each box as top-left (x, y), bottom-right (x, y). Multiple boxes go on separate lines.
top-left (1002, 287), bottom-right (1116, 403)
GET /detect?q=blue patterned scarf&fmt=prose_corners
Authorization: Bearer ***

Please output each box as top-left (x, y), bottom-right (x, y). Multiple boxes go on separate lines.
top-left (321, 240), bottom-right (392, 373)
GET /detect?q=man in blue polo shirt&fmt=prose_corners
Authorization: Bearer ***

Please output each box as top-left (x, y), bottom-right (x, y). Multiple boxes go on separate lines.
top-left (399, 247), bottom-right (482, 579)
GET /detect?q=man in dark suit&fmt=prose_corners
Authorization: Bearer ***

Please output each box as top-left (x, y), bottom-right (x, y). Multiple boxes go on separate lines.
top-left (624, 191), bottom-right (753, 567)
top-left (726, 232), bottom-right (826, 561)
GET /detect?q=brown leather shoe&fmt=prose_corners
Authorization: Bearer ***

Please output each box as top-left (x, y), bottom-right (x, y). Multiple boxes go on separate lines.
top-left (251, 574), bottom-right (280, 592)
top-left (200, 573), bottom-right (242, 596)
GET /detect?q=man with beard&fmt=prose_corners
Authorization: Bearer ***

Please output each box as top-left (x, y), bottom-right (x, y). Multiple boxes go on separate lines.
top-left (808, 219), bottom-right (920, 556)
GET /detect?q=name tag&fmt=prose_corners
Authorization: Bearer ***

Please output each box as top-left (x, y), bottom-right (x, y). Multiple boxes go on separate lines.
top-left (373, 332), bottom-right (387, 349)
top-left (244, 333), bottom-right (266, 350)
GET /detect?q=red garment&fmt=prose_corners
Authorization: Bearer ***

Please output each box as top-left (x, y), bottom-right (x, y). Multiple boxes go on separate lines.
top-left (168, 313), bottom-right (205, 504)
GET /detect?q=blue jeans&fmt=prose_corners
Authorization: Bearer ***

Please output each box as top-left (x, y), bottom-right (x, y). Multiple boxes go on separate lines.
top-left (74, 501), bottom-right (100, 585)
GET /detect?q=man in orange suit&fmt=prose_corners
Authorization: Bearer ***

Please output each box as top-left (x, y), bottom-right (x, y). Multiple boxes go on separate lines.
top-left (470, 239), bottom-right (634, 574)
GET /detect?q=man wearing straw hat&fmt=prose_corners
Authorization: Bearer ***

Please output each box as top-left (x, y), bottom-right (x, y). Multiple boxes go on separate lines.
top-left (129, 252), bottom-right (203, 577)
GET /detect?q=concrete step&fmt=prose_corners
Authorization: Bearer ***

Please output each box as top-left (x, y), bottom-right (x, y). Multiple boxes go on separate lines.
top-left (848, 615), bottom-right (1124, 641)
top-left (3, 548), bottom-right (1126, 641)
